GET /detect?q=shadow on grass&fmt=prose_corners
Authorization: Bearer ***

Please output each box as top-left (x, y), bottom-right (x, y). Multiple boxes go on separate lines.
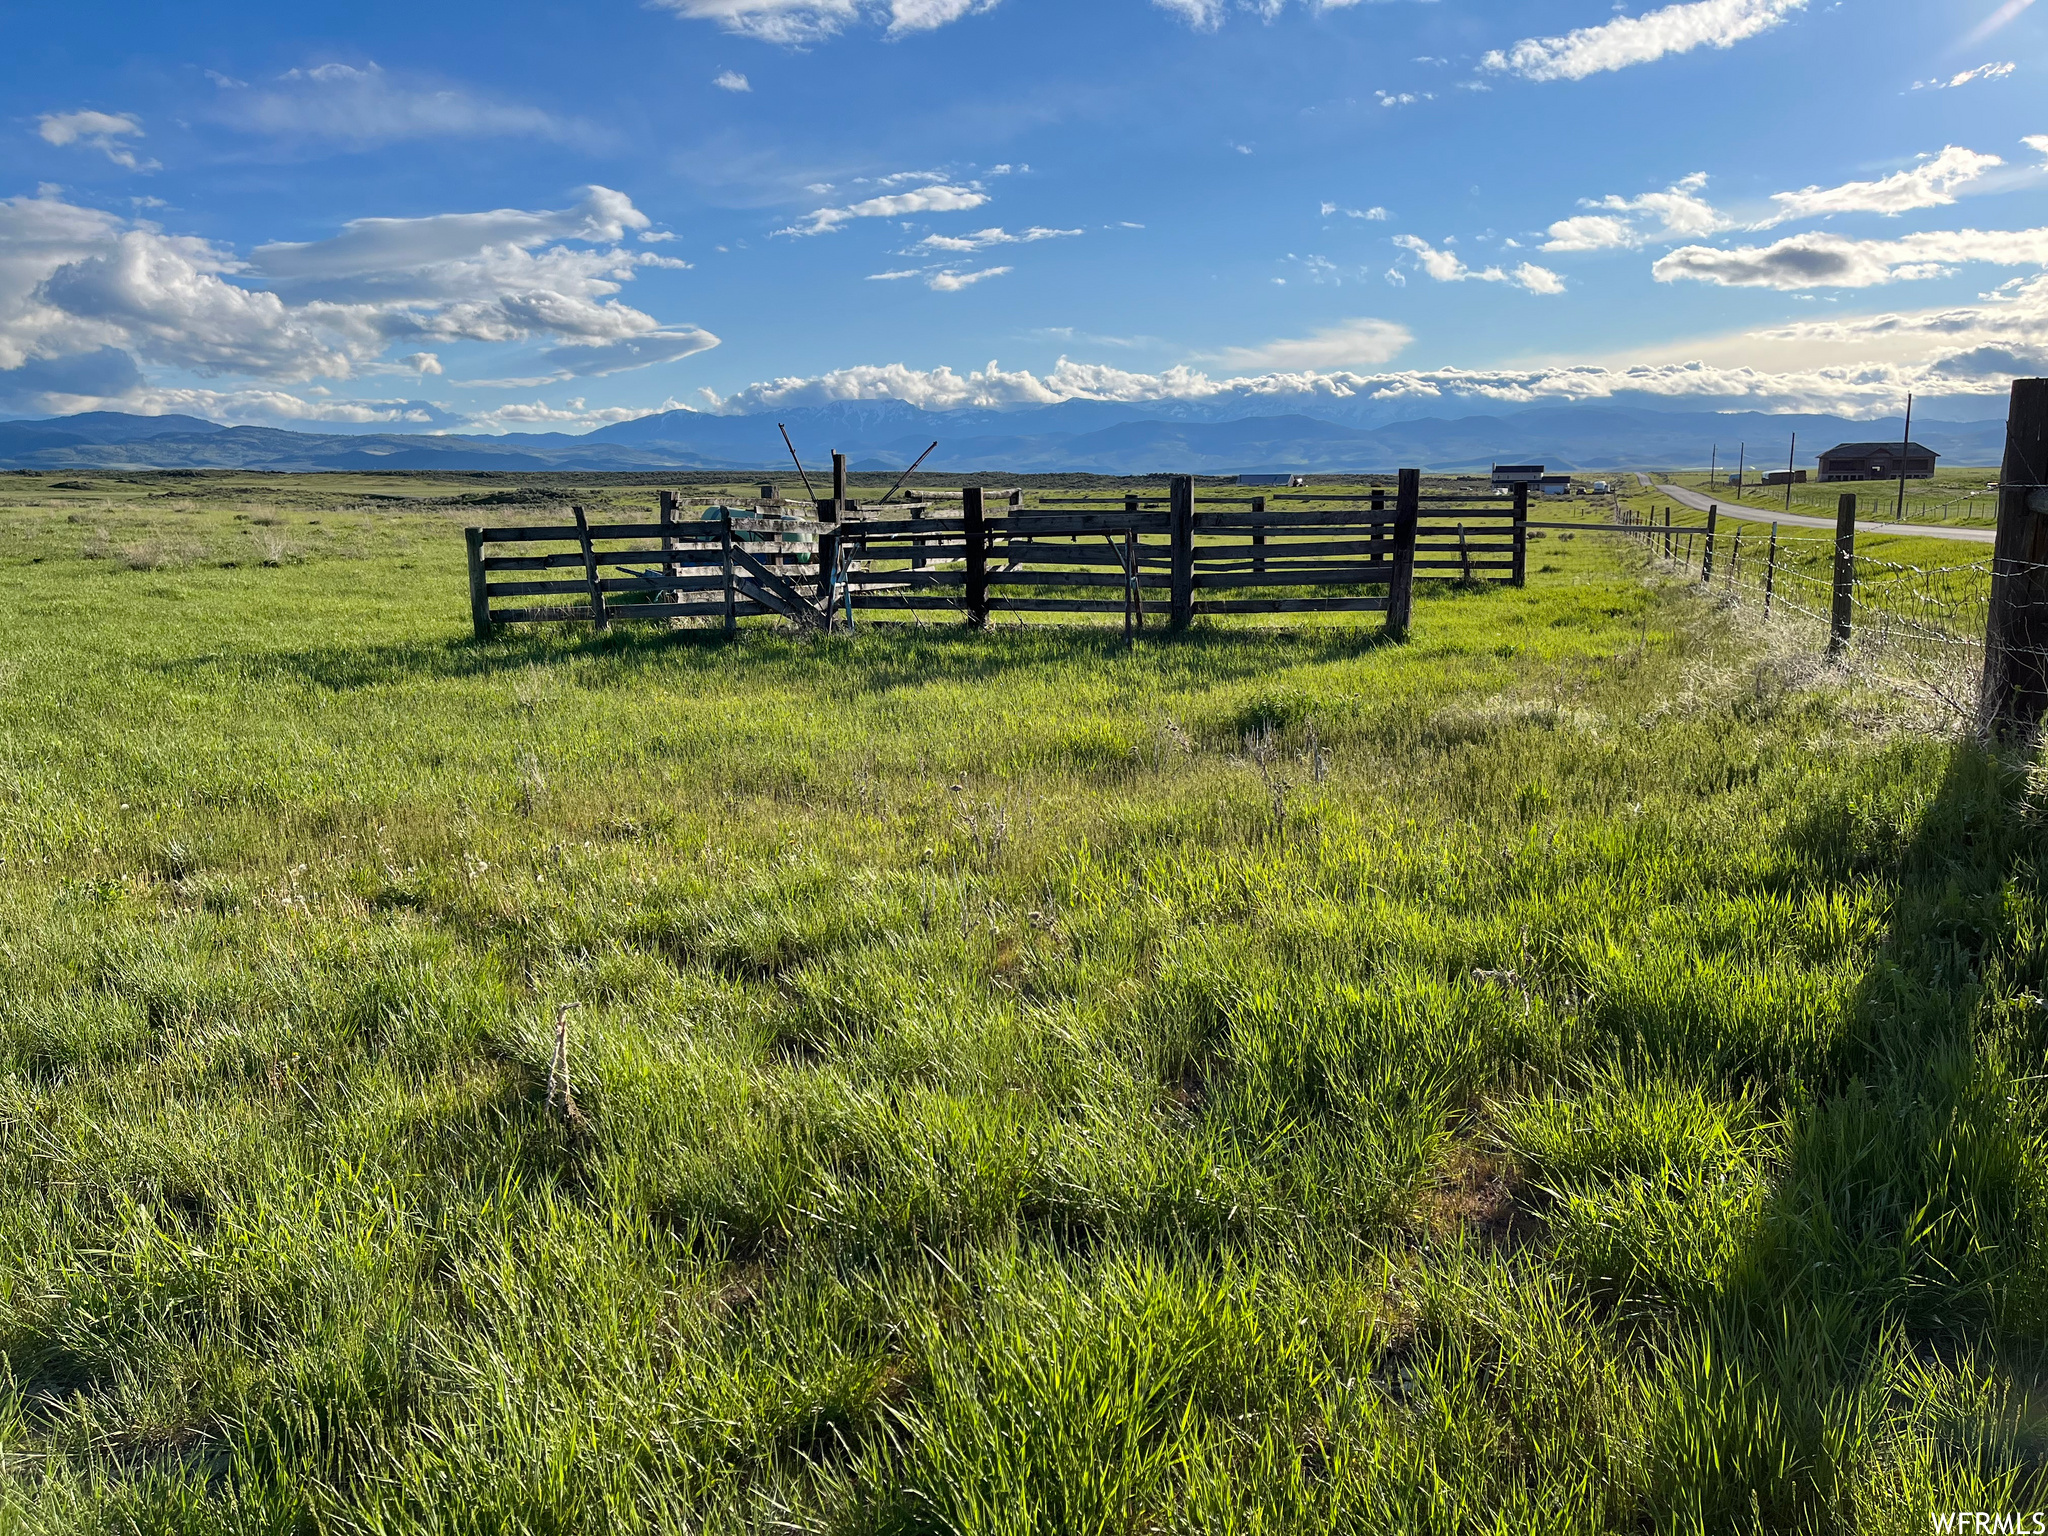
top-left (157, 617), bottom-right (1406, 697)
top-left (1671, 741), bottom-right (2048, 1525)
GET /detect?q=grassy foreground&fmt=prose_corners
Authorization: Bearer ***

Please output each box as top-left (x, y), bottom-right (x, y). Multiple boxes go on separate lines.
top-left (4, 479), bottom-right (2048, 1532)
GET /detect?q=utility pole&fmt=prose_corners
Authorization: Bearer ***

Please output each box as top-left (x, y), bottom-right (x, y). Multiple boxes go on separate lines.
top-left (1785, 433), bottom-right (1797, 514)
top-left (1710, 445), bottom-right (1717, 488)
top-left (1896, 392), bottom-right (1914, 523)
top-left (1736, 442), bottom-right (1746, 498)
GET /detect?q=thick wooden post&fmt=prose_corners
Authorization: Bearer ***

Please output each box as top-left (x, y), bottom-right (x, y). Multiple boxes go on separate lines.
top-left (573, 504), bottom-right (608, 632)
top-left (832, 451), bottom-right (848, 515)
top-left (1169, 475), bottom-right (1194, 632)
top-left (1763, 522), bottom-right (1777, 617)
top-left (1701, 503), bottom-right (1718, 585)
top-left (721, 508), bottom-right (737, 636)
top-left (1511, 481), bottom-right (1529, 587)
top-left (1251, 495), bottom-right (1266, 573)
top-left (465, 527), bottom-right (492, 639)
top-left (1387, 467), bottom-right (1420, 638)
top-left (1830, 494), bottom-right (1856, 656)
top-left (1982, 379), bottom-right (2048, 732)
top-left (963, 485), bottom-right (988, 628)
top-left (659, 489), bottom-right (678, 603)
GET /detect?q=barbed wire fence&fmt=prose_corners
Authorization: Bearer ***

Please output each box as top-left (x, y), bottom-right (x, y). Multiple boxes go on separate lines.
top-left (1622, 508), bottom-right (1994, 724)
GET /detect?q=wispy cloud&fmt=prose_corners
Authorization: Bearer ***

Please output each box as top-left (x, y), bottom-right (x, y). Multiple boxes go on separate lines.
top-left (1913, 61), bottom-right (2016, 89)
top-left (777, 180), bottom-right (989, 236)
top-left (1484, 0), bottom-right (1806, 82)
top-left (1201, 317), bottom-right (1413, 371)
top-left (218, 61), bottom-right (578, 148)
top-left (1757, 145), bottom-right (2002, 226)
top-left (712, 70), bottom-right (752, 92)
top-left (1960, 0), bottom-right (2038, 49)
top-left (35, 110), bottom-right (156, 171)
top-left (927, 265), bottom-right (1010, 291)
top-left (1392, 235), bottom-right (1566, 293)
top-left (649, 0), bottom-right (994, 45)
top-left (908, 225), bottom-right (1079, 253)
top-left (1322, 203), bottom-right (1389, 221)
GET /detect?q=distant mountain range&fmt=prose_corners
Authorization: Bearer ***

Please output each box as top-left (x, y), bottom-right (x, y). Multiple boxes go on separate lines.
top-left (0, 402), bottom-right (2010, 476)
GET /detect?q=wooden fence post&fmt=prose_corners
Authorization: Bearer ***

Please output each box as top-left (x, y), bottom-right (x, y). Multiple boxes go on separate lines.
top-left (832, 451), bottom-right (848, 516)
top-left (963, 485), bottom-right (988, 628)
top-left (1511, 481), bottom-right (1529, 587)
top-left (1252, 495), bottom-right (1266, 573)
top-left (1372, 486), bottom-right (1387, 566)
top-left (1125, 528), bottom-right (1141, 638)
top-left (1830, 494), bottom-right (1856, 656)
top-left (465, 527), bottom-right (492, 639)
top-left (721, 508), bottom-right (737, 636)
top-left (1663, 505), bottom-right (1672, 561)
top-left (1458, 522), bottom-right (1471, 580)
top-left (1730, 525), bottom-right (1743, 590)
top-left (1764, 523), bottom-right (1777, 617)
top-left (659, 489), bottom-right (678, 605)
top-left (1701, 503), bottom-right (1718, 585)
top-left (1982, 378), bottom-right (2048, 732)
top-left (1169, 475), bottom-right (1194, 632)
top-left (573, 504), bottom-right (608, 632)
top-left (1386, 467), bottom-right (1420, 638)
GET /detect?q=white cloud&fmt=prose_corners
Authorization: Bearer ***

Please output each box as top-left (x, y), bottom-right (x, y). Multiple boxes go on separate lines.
top-left (1914, 61), bottom-right (2016, 89)
top-left (0, 186), bottom-right (716, 414)
top-left (466, 397), bottom-right (672, 430)
top-left (712, 71), bottom-right (752, 92)
top-left (1152, 0), bottom-right (1227, 27)
top-left (219, 61), bottom-right (574, 147)
top-left (867, 269), bottom-right (923, 281)
top-left (1542, 172), bottom-right (1731, 251)
top-left (909, 225), bottom-right (1080, 253)
top-left (1484, 0), bottom-right (1806, 82)
top-left (927, 265), bottom-right (1010, 291)
top-left (2028, 135), bottom-right (2048, 159)
top-left (1391, 235), bottom-right (1566, 293)
top-left (1758, 145), bottom-right (2003, 226)
top-left (649, 0), bottom-right (992, 44)
top-left (778, 182), bottom-right (989, 236)
top-left (1655, 224), bottom-right (2048, 288)
top-left (36, 110), bottom-right (156, 171)
top-left (1201, 316), bottom-right (1413, 371)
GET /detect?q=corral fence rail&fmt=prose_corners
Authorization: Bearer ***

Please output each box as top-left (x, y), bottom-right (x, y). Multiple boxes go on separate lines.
top-left (464, 469), bottom-right (1611, 640)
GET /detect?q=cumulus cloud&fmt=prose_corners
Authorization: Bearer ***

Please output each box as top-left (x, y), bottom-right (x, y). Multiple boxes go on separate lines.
top-left (712, 71), bottom-right (752, 92)
top-left (0, 186), bottom-right (717, 416)
top-left (36, 110), bottom-right (156, 171)
top-left (1484, 0), bottom-right (1806, 82)
top-left (1391, 235), bottom-right (1566, 293)
top-left (694, 353), bottom-right (1990, 421)
top-left (778, 181), bottom-right (990, 236)
top-left (1758, 145), bottom-right (2003, 227)
top-left (1201, 317), bottom-right (1413, 371)
top-left (2029, 135), bottom-right (2048, 159)
top-left (217, 61), bottom-right (575, 148)
top-left (1655, 224), bottom-right (2048, 288)
top-left (1914, 61), bottom-right (2017, 89)
top-left (649, 0), bottom-right (993, 44)
top-left (1542, 172), bottom-right (1730, 251)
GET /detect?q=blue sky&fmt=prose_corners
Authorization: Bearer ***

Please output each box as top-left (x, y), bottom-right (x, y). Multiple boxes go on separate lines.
top-left (3, 0), bottom-right (2045, 431)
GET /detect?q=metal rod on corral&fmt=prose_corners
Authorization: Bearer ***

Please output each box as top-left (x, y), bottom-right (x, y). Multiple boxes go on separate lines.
top-left (721, 508), bottom-right (737, 636)
top-left (1764, 523), bottom-right (1777, 617)
top-left (1701, 503), bottom-right (1718, 584)
top-left (465, 527), bottom-right (492, 639)
top-left (1387, 468), bottom-right (1420, 639)
top-left (1830, 493), bottom-right (1856, 656)
top-left (1168, 476), bottom-right (1194, 632)
top-left (1511, 480), bottom-right (1529, 586)
top-left (573, 505), bottom-right (608, 632)
top-left (963, 485), bottom-right (988, 629)
top-left (778, 423), bottom-right (816, 501)
top-left (1981, 377), bottom-right (2048, 732)
top-left (877, 441), bottom-right (938, 505)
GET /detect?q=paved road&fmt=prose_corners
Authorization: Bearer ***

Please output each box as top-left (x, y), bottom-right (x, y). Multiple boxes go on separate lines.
top-left (1646, 480), bottom-right (1994, 545)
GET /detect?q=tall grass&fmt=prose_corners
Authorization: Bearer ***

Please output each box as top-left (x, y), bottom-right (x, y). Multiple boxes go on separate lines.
top-left (0, 477), bottom-right (2045, 1532)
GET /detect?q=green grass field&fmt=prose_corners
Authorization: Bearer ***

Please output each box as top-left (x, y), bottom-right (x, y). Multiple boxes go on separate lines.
top-left (1657, 468), bottom-right (2003, 529)
top-left (4, 473), bottom-right (2048, 1533)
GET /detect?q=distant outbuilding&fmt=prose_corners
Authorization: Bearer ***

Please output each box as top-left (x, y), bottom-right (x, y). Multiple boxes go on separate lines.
top-left (1491, 463), bottom-right (1544, 489)
top-left (1818, 442), bottom-right (1938, 482)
